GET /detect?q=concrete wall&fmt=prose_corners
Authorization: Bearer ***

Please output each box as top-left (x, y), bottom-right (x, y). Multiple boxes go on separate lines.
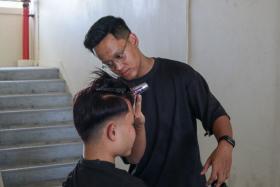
top-left (38, 0), bottom-right (187, 95)
top-left (191, 0), bottom-right (280, 186)
top-left (0, 8), bottom-right (22, 67)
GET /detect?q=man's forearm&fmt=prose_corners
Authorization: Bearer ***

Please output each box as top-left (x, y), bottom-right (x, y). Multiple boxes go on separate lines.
top-left (212, 115), bottom-right (233, 141)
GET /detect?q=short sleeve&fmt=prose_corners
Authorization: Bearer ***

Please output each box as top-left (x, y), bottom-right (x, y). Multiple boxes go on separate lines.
top-left (186, 70), bottom-right (229, 135)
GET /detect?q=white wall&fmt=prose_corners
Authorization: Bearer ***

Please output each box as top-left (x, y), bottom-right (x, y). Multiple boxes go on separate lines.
top-left (38, 0), bottom-right (187, 95)
top-left (191, 0), bottom-right (280, 186)
top-left (0, 8), bottom-right (22, 67)
top-left (0, 6), bottom-right (35, 67)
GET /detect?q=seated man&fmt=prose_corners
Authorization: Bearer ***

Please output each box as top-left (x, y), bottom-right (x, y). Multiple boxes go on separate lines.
top-left (63, 71), bottom-right (147, 187)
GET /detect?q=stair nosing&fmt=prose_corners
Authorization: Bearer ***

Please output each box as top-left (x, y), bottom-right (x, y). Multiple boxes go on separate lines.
top-left (0, 120), bottom-right (74, 129)
top-left (0, 123), bottom-right (74, 132)
top-left (0, 105), bottom-right (73, 112)
top-left (20, 179), bottom-right (64, 187)
top-left (0, 79), bottom-right (64, 83)
top-left (0, 140), bottom-right (82, 151)
top-left (0, 160), bottom-right (77, 172)
top-left (0, 107), bottom-right (72, 114)
top-left (0, 92), bottom-right (71, 98)
top-left (0, 67), bottom-right (59, 70)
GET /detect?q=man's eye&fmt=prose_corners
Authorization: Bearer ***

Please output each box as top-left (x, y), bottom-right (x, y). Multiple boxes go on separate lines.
top-left (108, 61), bottom-right (113, 65)
top-left (103, 61), bottom-right (113, 67)
top-left (116, 53), bottom-right (124, 59)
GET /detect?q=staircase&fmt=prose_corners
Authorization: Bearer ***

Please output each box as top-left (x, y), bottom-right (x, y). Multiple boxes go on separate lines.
top-left (0, 67), bottom-right (82, 187)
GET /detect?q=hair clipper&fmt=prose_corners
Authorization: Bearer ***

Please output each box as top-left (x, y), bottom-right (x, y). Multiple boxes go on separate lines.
top-left (131, 83), bottom-right (149, 95)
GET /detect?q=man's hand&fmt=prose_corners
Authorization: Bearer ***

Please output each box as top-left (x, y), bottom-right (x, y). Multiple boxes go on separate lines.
top-left (126, 94), bottom-right (146, 164)
top-left (133, 95), bottom-right (145, 128)
top-left (200, 141), bottom-right (233, 187)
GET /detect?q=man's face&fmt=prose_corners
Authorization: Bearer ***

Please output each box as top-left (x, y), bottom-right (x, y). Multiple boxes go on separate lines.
top-left (94, 34), bottom-right (141, 80)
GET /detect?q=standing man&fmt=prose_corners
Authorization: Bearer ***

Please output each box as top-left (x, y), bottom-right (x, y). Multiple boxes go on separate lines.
top-left (84, 16), bottom-right (234, 187)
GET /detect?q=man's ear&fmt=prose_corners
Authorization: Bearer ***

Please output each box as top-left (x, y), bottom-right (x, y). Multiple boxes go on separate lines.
top-left (129, 32), bottom-right (139, 47)
top-left (106, 122), bottom-right (117, 141)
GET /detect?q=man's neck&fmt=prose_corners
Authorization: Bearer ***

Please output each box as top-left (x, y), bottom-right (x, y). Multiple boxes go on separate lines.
top-left (136, 55), bottom-right (155, 78)
top-left (83, 144), bottom-right (115, 164)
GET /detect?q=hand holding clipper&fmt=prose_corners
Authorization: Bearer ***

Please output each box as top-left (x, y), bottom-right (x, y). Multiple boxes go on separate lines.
top-left (131, 83), bottom-right (149, 95)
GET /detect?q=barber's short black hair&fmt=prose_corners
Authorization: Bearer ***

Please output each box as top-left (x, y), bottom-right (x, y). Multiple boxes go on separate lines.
top-left (84, 15), bottom-right (131, 54)
top-left (73, 70), bottom-right (134, 142)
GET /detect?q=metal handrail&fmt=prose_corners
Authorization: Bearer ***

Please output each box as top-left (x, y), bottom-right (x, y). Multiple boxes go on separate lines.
top-left (22, 0), bottom-right (30, 59)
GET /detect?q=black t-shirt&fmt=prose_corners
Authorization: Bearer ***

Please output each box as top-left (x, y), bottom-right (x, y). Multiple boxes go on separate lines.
top-left (123, 58), bottom-right (229, 187)
top-left (63, 159), bottom-right (147, 187)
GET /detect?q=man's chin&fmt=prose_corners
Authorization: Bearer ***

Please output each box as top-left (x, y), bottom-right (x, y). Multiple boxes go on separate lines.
top-left (121, 70), bottom-right (137, 80)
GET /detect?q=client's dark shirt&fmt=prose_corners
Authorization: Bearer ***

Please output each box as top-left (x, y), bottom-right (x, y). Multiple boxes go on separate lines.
top-left (63, 159), bottom-right (147, 187)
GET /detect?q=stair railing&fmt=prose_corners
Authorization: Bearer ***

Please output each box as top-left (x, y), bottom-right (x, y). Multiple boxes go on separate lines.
top-left (22, 0), bottom-right (30, 60)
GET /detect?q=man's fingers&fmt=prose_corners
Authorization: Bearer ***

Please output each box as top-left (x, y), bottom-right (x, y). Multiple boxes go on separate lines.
top-left (207, 169), bottom-right (218, 186)
top-left (201, 158), bottom-right (211, 175)
top-left (133, 94), bottom-right (145, 127)
top-left (134, 95), bottom-right (142, 114)
top-left (215, 171), bottom-right (226, 187)
top-left (225, 171), bottom-right (230, 180)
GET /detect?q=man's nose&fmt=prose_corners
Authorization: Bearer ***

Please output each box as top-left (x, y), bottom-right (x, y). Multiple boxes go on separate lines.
top-left (114, 61), bottom-right (124, 71)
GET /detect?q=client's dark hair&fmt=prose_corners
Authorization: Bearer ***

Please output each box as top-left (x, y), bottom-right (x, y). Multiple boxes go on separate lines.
top-left (73, 70), bottom-right (134, 142)
top-left (84, 15), bottom-right (131, 54)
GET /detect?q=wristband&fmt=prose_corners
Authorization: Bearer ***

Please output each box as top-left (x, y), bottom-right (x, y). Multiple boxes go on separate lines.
top-left (218, 135), bottom-right (235, 148)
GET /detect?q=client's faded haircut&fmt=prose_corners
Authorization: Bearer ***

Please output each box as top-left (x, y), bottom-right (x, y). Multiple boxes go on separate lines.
top-left (73, 70), bottom-right (134, 142)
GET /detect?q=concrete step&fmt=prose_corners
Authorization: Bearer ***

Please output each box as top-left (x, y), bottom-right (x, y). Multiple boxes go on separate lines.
top-left (0, 93), bottom-right (72, 111)
top-left (1, 161), bottom-right (76, 187)
top-left (20, 179), bottom-right (64, 187)
top-left (0, 123), bottom-right (79, 147)
top-left (0, 79), bottom-right (66, 95)
top-left (0, 120), bottom-right (73, 130)
top-left (0, 107), bottom-right (73, 128)
top-left (0, 67), bottom-right (59, 80)
top-left (0, 141), bottom-right (82, 170)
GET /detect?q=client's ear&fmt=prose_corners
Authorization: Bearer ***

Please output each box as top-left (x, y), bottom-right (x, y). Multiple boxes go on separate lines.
top-left (106, 122), bottom-right (117, 141)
